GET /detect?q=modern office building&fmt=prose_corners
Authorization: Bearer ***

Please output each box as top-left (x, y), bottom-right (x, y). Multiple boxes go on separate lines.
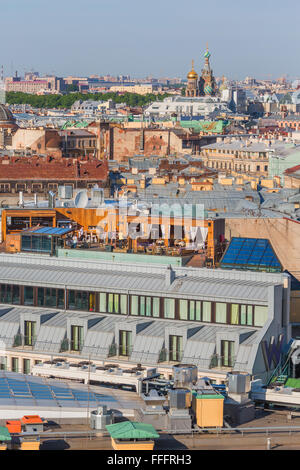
top-left (0, 252), bottom-right (291, 384)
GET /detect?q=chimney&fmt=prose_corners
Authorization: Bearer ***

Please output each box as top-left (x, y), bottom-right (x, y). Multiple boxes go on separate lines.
top-left (19, 191), bottom-right (24, 207)
top-left (165, 265), bottom-right (175, 287)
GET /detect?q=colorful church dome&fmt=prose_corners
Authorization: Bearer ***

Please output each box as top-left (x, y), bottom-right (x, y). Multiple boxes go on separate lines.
top-left (204, 84), bottom-right (213, 95)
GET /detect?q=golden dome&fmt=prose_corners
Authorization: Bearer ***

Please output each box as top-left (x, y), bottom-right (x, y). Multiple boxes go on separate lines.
top-left (187, 60), bottom-right (198, 80)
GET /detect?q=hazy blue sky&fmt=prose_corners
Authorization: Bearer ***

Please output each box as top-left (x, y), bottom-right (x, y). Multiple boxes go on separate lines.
top-left (3, 0), bottom-right (300, 80)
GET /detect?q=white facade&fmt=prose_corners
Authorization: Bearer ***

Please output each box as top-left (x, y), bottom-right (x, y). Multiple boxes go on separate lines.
top-left (144, 96), bottom-right (232, 118)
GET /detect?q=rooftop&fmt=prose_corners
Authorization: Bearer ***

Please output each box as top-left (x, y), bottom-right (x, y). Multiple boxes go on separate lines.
top-left (201, 140), bottom-right (300, 154)
top-left (0, 371), bottom-right (139, 415)
top-left (106, 421), bottom-right (159, 440)
top-left (0, 156), bottom-right (108, 181)
top-left (0, 252), bottom-right (288, 304)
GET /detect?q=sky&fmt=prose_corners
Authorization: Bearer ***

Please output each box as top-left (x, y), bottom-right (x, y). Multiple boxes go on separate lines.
top-left (2, 0), bottom-right (300, 80)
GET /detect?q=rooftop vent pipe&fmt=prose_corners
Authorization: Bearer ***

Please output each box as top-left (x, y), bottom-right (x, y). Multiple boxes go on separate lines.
top-left (165, 265), bottom-right (175, 287)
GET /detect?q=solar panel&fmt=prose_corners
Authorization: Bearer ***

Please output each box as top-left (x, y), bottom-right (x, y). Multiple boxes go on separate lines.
top-left (56, 400), bottom-right (78, 407)
top-left (32, 392), bottom-right (52, 398)
top-left (0, 372), bottom-right (118, 410)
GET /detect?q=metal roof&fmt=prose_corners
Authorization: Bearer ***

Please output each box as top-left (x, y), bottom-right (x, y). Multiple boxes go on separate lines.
top-left (0, 426), bottom-right (11, 441)
top-left (82, 316), bottom-right (120, 358)
top-left (0, 252), bottom-right (286, 305)
top-left (130, 320), bottom-right (196, 364)
top-left (0, 261), bottom-right (271, 303)
top-left (106, 421), bottom-right (159, 439)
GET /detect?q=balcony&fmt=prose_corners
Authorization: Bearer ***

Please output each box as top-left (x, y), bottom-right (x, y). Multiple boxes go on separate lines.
top-left (108, 343), bottom-right (133, 358)
top-left (158, 348), bottom-right (183, 363)
top-left (209, 354), bottom-right (236, 369)
top-left (59, 338), bottom-right (84, 353)
top-left (156, 350), bottom-right (236, 369)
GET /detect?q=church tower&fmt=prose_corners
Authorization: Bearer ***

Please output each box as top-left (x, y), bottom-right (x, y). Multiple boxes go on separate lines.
top-left (185, 60), bottom-right (199, 97)
top-left (199, 46), bottom-right (217, 96)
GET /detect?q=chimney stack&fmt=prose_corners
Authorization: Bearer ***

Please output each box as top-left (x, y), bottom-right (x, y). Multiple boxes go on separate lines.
top-left (19, 191), bottom-right (24, 207)
top-left (165, 265), bottom-right (175, 287)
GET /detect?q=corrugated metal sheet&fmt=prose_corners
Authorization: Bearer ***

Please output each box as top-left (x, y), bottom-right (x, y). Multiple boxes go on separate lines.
top-left (182, 342), bottom-right (215, 368)
top-left (182, 325), bottom-right (217, 366)
top-left (234, 344), bottom-right (253, 372)
top-left (81, 315), bottom-right (119, 357)
top-left (0, 263), bottom-right (166, 294)
top-left (35, 325), bottom-right (66, 353)
top-left (0, 321), bottom-right (20, 347)
top-left (82, 330), bottom-right (115, 358)
top-left (131, 335), bottom-right (164, 364)
top-left (174, 277), bottom-right (269, 302)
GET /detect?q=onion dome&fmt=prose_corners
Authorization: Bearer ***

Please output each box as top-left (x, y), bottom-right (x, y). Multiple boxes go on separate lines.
top-left (204, 84), bottom-right (213, 95)
top-left (187, 60), bottom-right (198, 80)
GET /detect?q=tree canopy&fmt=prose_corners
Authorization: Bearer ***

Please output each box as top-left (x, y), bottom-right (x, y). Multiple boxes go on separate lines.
top-left (6, 91), bottom-right (171, 109)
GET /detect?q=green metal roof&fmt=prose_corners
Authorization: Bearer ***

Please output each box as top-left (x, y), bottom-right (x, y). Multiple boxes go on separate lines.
top-left (180, 120), bottom-right (228, 134)
top-left (106, 421), bottom-right (159, 440)
top-left (0, 426), bottom-right (11, 441)
top-left (61, 120), bottom-right (89, 130)
top-left (285, 378), bottom-right (300, 389)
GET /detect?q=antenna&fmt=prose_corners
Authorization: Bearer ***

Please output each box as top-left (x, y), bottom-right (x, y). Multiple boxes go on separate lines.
top-left (0, 67), bottom-right (5, 105)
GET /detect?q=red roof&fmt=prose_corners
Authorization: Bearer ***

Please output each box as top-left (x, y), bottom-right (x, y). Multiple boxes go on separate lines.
top-left (6, 420), bottom-right (22, 433)
top-left (21, 415), bottom-right (43, 425)
top-left (284, 164), bottom-right (300, 175)
top-left (0, 156), bottom-right (108, 182)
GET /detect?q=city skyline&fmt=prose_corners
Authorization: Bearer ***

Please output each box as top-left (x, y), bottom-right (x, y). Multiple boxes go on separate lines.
top-left (3, 0), bottom-right (300, 80)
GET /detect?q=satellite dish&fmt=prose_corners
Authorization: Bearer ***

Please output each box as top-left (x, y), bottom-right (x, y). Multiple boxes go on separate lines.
top-left (75, 190), bottom-right (89, 208)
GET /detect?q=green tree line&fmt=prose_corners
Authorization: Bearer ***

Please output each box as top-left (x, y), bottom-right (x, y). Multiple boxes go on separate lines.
top-left (6, 91), bottom-right (171, 109)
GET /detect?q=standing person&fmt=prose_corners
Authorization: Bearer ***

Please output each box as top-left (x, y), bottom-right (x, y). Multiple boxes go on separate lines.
top-left (72, 234), bottom-right (78, 248)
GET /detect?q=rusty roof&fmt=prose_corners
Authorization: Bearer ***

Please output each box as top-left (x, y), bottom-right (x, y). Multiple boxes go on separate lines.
top-left (0, 156), bottom-right (108, 181)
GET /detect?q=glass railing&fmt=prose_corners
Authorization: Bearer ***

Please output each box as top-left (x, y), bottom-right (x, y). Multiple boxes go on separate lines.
top-left (70, 340), bottom-right (84, 352)
top-left (118, 345), bottom-right (133, 357)
top-left (108, 343), bottom-right (133, 357)
top-left (13, 334), bottom-right (37, 348)
top-left (209, 354), bottom-right (236, 369)
top-left (60, 338), bottom-right (70, 352)
top-left (158, 348), bottom-right (183, 363)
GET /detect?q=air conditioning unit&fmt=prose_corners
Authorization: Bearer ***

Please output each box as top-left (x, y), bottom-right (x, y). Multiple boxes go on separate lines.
top-left (58, 185), bottom-right (73, 199)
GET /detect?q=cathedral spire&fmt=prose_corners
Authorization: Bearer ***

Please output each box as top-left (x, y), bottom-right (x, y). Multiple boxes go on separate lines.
top-left (199, 46), bottom-right (216, 96)
top-left (204, 44), bottom-right (211, 63)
